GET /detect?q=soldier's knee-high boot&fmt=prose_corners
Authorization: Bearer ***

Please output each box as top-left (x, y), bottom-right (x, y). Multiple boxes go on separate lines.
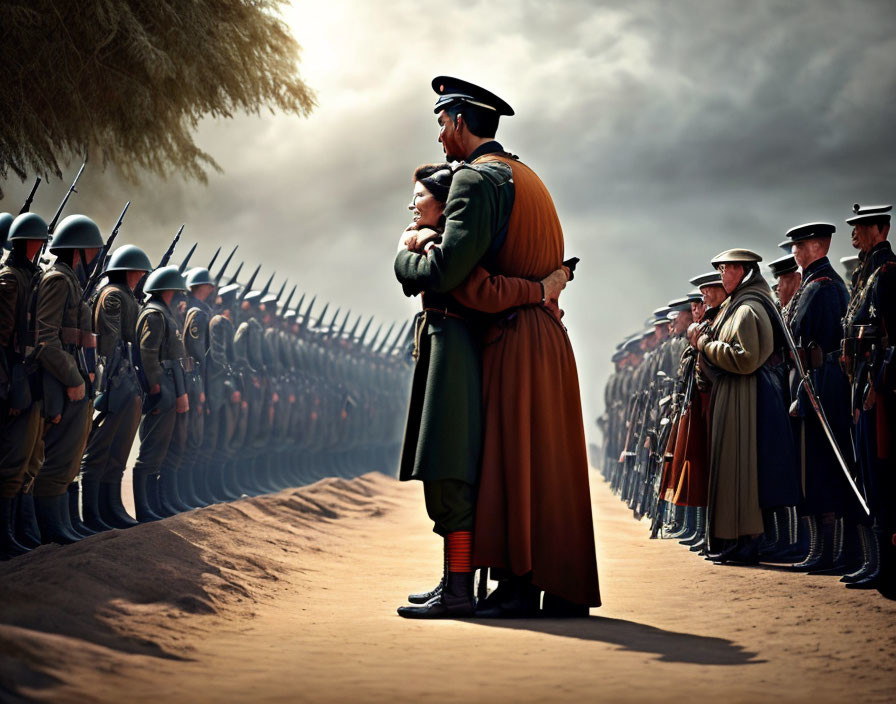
top-left (67, 481), bottom-right (97, 538)
top-left (0, 497), bottom-right (30, 559)
top-left (34, 494), bottom-right (82, 545)
top-left (398, 531), bottom-right (475, 619)
top-left (14, 491), bottom-right (42, 548)
top-left (680, 506), bottom-right (706, 546)
top-left (99, 480), bottom-right (139, 529)
top-left (81, 479), bottom-right (114, 532)
top-left (133, 473), bottom-right (163, 523)
top-left (846, 524), bottom-right (882, 589)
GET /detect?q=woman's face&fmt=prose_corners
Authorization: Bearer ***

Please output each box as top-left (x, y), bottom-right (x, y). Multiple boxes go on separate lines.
top-left (409, 182), bottom-right (444, 228)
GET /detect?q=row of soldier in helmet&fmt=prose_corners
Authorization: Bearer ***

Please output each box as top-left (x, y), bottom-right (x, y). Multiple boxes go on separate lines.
top-left (0, 209), bottom-right (413, 560)
top-left (599, 203), bottom-right (894, 598)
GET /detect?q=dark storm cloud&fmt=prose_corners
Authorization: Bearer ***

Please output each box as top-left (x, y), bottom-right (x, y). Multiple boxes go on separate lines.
top-left (2, 0), bottom-right (893, 440)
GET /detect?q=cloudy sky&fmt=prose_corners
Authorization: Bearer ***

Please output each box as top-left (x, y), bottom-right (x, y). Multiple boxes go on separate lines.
top-left (2, 0), bottom-right (895, 444)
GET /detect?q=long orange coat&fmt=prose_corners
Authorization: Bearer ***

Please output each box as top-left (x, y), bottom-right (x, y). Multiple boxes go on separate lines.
top-left (452, 154), bottom-right (600, 607)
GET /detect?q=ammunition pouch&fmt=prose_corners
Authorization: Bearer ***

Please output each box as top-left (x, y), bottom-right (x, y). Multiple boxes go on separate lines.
top-left (95, 351), bottom-right (142, 415)
top-left (42, 371), bottom-right (66, 420)
top-left (142, 364), bottom-right (177, 415)
top-left (9, 362), bottom-right (33, 411)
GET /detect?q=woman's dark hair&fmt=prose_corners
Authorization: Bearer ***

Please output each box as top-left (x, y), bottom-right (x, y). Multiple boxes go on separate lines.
top-left (413, 163), bottom-right (453, 203)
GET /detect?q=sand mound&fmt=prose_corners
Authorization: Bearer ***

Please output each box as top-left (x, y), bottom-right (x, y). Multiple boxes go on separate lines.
top-left (1, 470), bottom-right (893, 704)
top-left (0, 473), bottom-right (396, 701)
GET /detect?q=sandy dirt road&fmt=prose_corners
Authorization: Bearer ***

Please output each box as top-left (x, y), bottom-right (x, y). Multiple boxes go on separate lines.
top-left (0, 471), bottom-right (893, 703)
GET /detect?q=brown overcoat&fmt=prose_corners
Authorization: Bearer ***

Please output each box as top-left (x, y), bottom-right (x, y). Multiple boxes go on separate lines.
top-left (452, 153), bottom-right (600, 607)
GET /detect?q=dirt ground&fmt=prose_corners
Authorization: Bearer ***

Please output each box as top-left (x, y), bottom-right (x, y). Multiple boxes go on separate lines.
top-left (0, 470), bottom-right (893, 703)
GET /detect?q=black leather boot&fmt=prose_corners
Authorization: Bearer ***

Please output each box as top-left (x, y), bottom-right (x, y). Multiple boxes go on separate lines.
top-left (842, 524), bottom-right (873, 584)
top-left (34, 494), bottom-right (82, 545)
top-left (67, 482), bottom-right (97, 538)
top-left (668, 506), bottom-right (695, 539)
top-left (0, 497), bottom-right (31, 559)
top-left (680, 506), bottom-right (706, 546)
top-left (162, 469), bottom-right (191, 513)
top-left (846, 526), bottom-right (881, 589)
top-left (81, 480), bottom-right (114, 532)
top-left (14, 492), bottom-right (42, 549)
top-left (397, 572), bottom-right (475, 619)
top-left (99, 481), bottom-right (139, 529)
top-left (791, 515), bottom-right (830, 571)
top-left (474, 575), bottom-right (541, 618)
top-left (178, 462), bottom-right (204, 509)
top-left (408, 560), bottom-right (446, 605)
top-left (134, 474), bottom-right (163, 523)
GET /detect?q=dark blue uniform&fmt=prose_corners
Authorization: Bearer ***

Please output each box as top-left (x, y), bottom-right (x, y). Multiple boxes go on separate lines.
top-left (785, 256), bottom-right (851, 516)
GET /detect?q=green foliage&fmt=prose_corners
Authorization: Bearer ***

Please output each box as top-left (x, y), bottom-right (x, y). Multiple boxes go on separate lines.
top-left (0, 0), bottom-right (315, 195)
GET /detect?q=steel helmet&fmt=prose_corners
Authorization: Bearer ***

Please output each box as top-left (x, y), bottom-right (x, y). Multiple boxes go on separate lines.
top-left (143, 265), bottom-right (187, 293)
top-left (0, 213), bottom-right (13, 250)
top-left (106, 244), bottom-right (152, 273)
top-left (49, 214), bottom-right (103, 252)
top-left (8, 212), bottom-right (49, 242)
top-left (185, 267), bottom-right (215, 288)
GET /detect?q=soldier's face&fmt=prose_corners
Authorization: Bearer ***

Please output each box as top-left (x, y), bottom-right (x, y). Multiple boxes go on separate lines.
top-left (701, 285), bottom-right (726, 308)
top-left (852, 222), bottom-right (888, 252)
top-left (718, 263), bottom-right (744, 293)
top-left (791, 238), bottom-right (828, 269)
top-left (777, 271), bottom-right (801, 307)
top-left (691, 301), bottom-right (706, 322)
top-left (125, 271), bottom-right (144, 291)
top-left (437, 110), bottom-right (463, 161)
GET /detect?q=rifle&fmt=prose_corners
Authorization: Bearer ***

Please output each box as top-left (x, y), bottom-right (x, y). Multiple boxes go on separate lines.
top-left (36, 159), bottom-right (87, 264)
top-left (135, 224), bottom-right (183, 303)
top-left (19, 176), bottom-right (41, 214)
top-left (177, 242), bottom-right (198, 274)
top-left (357, 315), bottom-right (374, 344)
top-left (159, 225), bottom-right (185, 268)
top-left (82, 201), bottom-right (130, 302)
top-left (215, 246), bottom-right (239, 284)
top-left (375, 322), bottom-right (396, 354)
top-left (258, 272), bottom-right (275, 300)
top-left (47, 158), bottom-right (87, 235)
top-left (280, 285), bottom-right (297, 316)
top-left (227, 261), bottom-right (244, 286)
top-left (206, 246), bottom-right (222, 271)
top-left (775, 301), bottom-right (870, 515)
top-left (238, 265), bottom-right (262, 301)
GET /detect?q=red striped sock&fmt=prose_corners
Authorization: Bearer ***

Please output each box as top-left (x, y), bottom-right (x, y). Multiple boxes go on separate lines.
top-left (445, 531), bottom-right (473, 573)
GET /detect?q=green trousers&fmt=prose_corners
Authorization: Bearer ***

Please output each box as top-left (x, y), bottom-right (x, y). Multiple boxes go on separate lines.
top-left (423, 479), bottom-right (474, 537)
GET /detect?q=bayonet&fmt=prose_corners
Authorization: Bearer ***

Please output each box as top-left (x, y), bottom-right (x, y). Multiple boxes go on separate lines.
top-left (206, 246), bottom-right (222, 271)
top-left (19, 176), bottom-right (41, 214)
top-left (227, 261), bottom-right (244, 286)
top-left (238, 264), bottom-right (262, 301)
top-left (281, 285), bottom-right (297, 315)
top-left (82, 200), bottom-right (130, 302)
top-left (158, 225), bottom-right (184, 268)
top-left (177, 242), bottom-right (198, 274)
top-left (216, 245), bottom-right (239, 284)
top-left (47, 158), bottom-right (87, 234)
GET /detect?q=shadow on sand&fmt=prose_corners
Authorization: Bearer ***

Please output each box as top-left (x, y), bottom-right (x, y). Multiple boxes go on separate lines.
top-left (468, 615), bottom-right (764, 665)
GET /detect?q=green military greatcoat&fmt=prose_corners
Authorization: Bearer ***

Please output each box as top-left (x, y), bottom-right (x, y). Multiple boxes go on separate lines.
top-left (393, 142), bottom-right (515, 485)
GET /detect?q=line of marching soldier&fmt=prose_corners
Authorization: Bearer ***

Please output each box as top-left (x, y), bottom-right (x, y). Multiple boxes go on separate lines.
top-left (0, 203), bottom-right (413, 560)
top-left (599, 202), bottom-right (895, 599)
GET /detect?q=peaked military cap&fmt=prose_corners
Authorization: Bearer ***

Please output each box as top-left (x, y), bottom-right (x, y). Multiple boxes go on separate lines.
top-left (611, 348), bottom-right (626, 363)
top-left (711, 248), bottom-right (762, 269)
top-left (689, 271), bottom-right (724, 288)
top-left (784, 222), bottom-right (836, 242)
top-left (243, 290), bottom-right (263, 304)
top-left (432, 76), bottom-right (514, 116)
top-left (686, 289), bottom-right (704, 303)
top-left (777, 239), bottom-right (793, 252)
top-left (845, 203), bottom-right (891, 225)
top-left (652, 306), bottom-right (671, 319)
top-left (217, 282), bottom-right (241, 302)
top-left (667, 297), bottom-right (691, 312)
top-left (768, 253), bottom-right (798, 278)
top-left (840, 254), bottom-right (860, 277)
